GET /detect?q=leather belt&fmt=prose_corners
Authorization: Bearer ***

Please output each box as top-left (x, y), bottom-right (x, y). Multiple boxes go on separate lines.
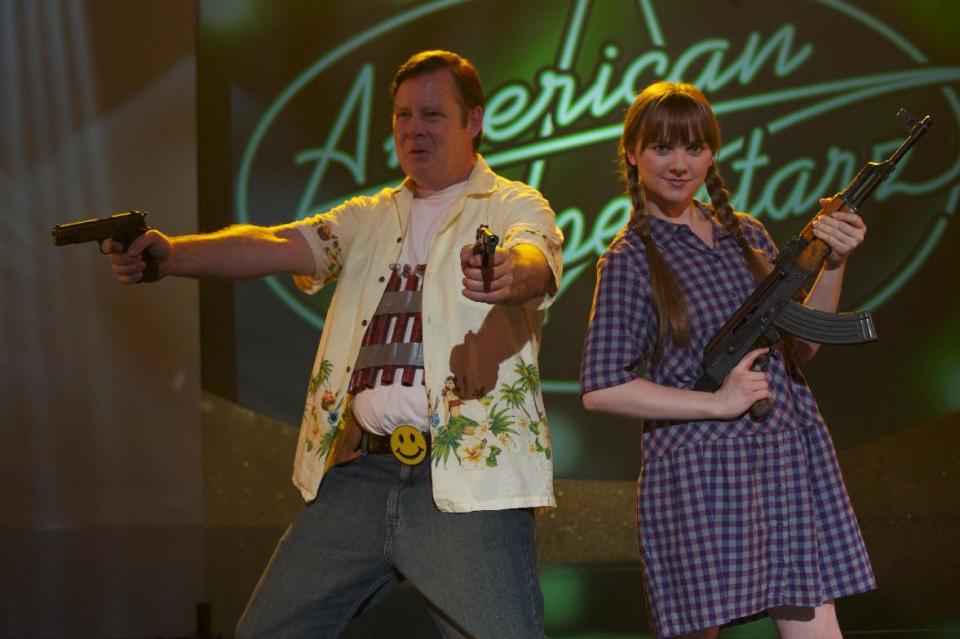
top-left (361, 425), bottom-right (430, 466)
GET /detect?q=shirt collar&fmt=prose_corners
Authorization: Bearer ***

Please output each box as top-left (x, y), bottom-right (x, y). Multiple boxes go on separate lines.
top-left (395, 154), bottom-right (497, 200)
top-left (644, 200), bottom-right (733, 248)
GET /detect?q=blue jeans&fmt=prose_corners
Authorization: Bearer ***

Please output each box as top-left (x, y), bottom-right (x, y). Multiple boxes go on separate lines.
top-left (236, 452), bottom-right (545, 638)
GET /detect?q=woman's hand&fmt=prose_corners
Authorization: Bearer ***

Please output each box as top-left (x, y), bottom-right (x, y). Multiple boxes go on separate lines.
top-left (812, 199), bottom-right (867, 269)
top-left (713, 348), bottom-right (771, 419)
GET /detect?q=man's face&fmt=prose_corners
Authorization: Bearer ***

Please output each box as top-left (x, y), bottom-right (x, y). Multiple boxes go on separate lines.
top-left (393, 69), bottom-right (482, 196)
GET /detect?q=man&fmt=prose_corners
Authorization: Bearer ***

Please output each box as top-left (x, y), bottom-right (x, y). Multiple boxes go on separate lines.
top-left (105, 50), bottom-right (563, 638)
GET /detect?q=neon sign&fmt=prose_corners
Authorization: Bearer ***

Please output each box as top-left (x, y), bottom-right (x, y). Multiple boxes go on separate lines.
top-left (236, 0), bottom-right (959, 393)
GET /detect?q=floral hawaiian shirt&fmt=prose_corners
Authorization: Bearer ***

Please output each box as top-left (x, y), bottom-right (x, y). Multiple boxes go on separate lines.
top-left (290, 156), bottom-right (564, 512)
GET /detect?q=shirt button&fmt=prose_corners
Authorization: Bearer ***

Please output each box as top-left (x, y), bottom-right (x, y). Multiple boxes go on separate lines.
top-left (379, 276), bottom-right (385, 282)
top-left (346, 366), bottom-right (351, 372)
top-left (396, 237), bottom-right (402, 243)
top-left (362, 320), bottom-right (368, 326)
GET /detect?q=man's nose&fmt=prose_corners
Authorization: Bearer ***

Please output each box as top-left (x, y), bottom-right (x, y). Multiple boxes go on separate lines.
top-left (409, 115), bottom-right (427, 136)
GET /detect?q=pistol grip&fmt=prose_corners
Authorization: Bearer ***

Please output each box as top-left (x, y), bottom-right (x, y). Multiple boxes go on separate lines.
top-left (748, 347), bottom-right (773, 420)
top-left (118, 229), bottom-right (157, 283)
top-left (140, 253), bottom-right (159, 283)
top-left (750, 398), bottom-right (771, 420)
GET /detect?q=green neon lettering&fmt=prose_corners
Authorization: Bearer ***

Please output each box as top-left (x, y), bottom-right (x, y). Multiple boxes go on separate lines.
top-left (485, 24), bottom-right (816, 149)
top-left (484, 83), bottom-right (531, 141)
top-left (293, 63), bottom-right (374, 218)
top-left (811, 146), bottom-right (857, 205)
top-left (618, 51), bottom-right (669, 101)
top-left (755, 157), bottom-right (818, 221)
top-left (554, 195), bottom-right (630, 294)
top-left (728, 127), bottom-right (771, 211)
top-left (557, 207), bottom-right (588, 263)
top-left (590, 196), bottom-right (631, 257)
top-left (667, 38), bottom-right (730, 84)
top-left (237, 0), bottom-right (959, 355)
top-left (744, 25), bottom-right (812, 81)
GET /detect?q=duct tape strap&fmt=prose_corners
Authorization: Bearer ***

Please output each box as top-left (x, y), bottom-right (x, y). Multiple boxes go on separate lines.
top-left (355, 342), bottom-right (424, 370)
top-left (374, 290), bottom-right (422, 316)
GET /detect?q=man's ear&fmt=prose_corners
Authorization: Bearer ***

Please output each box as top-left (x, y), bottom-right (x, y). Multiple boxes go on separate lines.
top-left (467, 106), bottom-right (483, 138)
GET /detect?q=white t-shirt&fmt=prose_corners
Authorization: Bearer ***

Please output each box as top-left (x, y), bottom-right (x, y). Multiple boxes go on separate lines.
top-left (351, 179), bottom-right (467, 434)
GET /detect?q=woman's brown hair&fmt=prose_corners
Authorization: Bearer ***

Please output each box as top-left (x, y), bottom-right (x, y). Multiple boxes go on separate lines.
top-left (619, 82), bottom-right (771, 362)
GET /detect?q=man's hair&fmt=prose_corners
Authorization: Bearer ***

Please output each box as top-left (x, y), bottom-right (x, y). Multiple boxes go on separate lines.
top-left (390, 50), bottom-right (485, 151)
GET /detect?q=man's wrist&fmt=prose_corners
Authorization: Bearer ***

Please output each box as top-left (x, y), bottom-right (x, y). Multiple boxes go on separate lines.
top-left (513, 245), bottom-right (555, 299)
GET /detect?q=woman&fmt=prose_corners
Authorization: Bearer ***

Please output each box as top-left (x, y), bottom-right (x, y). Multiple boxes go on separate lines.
top-left (580, 82), bottom-right (875, 638)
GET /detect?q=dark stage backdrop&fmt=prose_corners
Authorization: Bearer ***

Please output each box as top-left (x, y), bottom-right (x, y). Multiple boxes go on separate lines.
top-left (2, 1), bottom-right (957, 638)
top-left (1, 1), bottom-right (202, 637)
top-left (199, 0), bottom-right (960, 479)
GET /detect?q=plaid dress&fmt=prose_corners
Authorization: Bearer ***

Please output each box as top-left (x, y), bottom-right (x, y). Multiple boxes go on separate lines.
top-left (580, 208), bottom-right (875, 637)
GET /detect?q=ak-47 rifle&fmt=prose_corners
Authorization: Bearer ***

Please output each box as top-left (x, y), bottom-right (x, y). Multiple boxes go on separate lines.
top-left (693, 109), bottom-right (932, 418)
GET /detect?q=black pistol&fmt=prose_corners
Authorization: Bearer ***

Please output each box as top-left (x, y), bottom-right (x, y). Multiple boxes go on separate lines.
top-left (52, 210), bottom-right (158, 282)
top-left (472, 224), bottom-right (499, 293)
top-left (473, 224), bottom-right (499, 268)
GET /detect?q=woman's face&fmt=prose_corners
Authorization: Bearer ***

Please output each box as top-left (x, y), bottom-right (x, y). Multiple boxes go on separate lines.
top-left (627, 138), bottom-right (714, 214)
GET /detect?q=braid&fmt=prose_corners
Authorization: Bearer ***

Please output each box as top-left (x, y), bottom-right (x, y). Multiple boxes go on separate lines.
top-left (625, 163), bottom-right (690, 363)
top-left (625, 162), bottom-right (646, 234)
top-left (705, 163), bottom-right (771, 283)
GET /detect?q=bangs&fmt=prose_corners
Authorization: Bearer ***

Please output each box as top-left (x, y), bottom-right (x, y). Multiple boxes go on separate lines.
top-left (638, 93), bottom-right (718, 150)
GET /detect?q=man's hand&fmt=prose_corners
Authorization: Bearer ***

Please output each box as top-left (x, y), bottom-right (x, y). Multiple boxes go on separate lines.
top-left (101, 230), bottom-right (172, 284)
top-left (459, 243), bottom-right (555, 305)
top-left (330, 420), bottom-right (363, 467)
top-left (812, 199), bottom-right (867, 270)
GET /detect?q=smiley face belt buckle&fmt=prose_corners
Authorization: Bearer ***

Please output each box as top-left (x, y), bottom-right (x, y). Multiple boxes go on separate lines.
top-left (389, 425), bottom-right (428, 465)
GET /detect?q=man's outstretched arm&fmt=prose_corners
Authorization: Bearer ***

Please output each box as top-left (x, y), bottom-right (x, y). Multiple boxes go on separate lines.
top-left (102, 223), bottom-right (315, 284)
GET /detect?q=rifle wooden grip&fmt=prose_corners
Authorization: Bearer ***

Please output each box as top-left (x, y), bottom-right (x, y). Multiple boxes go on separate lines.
top-left (796, 195), bottom-right (844, 273)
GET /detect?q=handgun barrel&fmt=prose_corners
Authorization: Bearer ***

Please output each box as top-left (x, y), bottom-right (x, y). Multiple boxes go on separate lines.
top-left (52, 218), bottom-right (117, 245)
top-left (51, 211), bottom-right (147, 246)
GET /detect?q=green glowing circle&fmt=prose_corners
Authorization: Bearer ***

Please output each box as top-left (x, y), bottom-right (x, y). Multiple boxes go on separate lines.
top-left (236, 0), bottom-right (958, 393)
